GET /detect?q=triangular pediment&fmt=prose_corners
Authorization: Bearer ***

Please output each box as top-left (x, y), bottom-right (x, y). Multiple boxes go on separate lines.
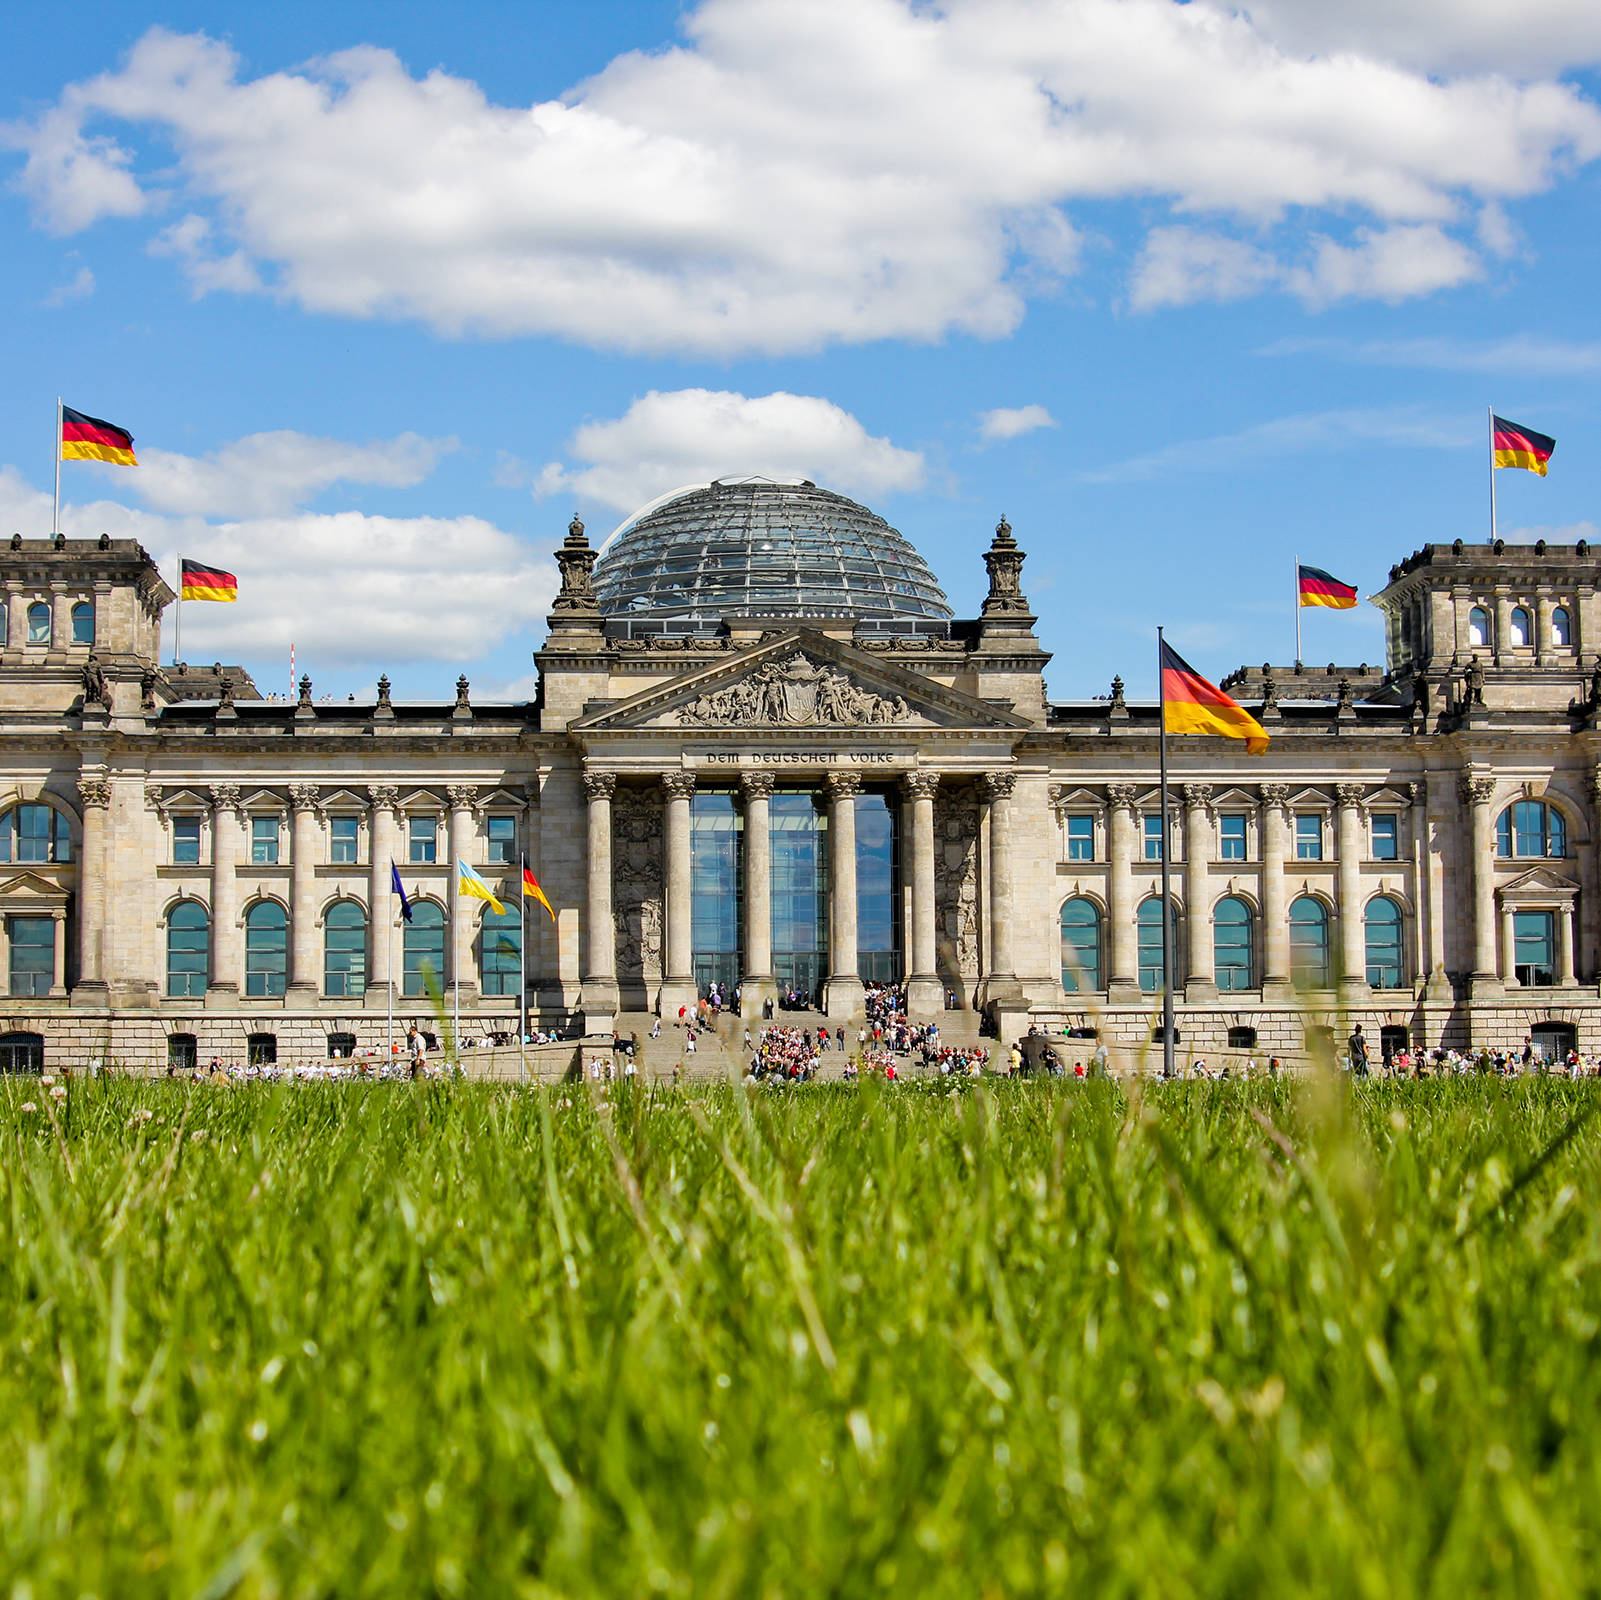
top-left (572, 629), bottom-right (1029, 734)
top-left (1500, 865), bottom-right (1578, 897)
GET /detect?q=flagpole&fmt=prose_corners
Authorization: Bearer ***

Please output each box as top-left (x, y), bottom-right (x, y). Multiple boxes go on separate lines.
top-left (387, 875), bottom-right (394, 1064)
top-left (1157, 627), bottom-right (1175, 1081)
top-left (519, 852), bottom-right (528, 1087)
top-left (1294, 552), bottom-right (1302, 667)
top-left (174, 556), bottom-right (182, 667)
top-left (52, 397), bottom-right (62, 541)
top-left (1488, 405), bottom-right (1498, 542)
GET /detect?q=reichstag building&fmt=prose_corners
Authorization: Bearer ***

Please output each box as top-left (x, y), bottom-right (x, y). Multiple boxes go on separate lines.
top-left (1, 476), bottom-right (1598, 1072)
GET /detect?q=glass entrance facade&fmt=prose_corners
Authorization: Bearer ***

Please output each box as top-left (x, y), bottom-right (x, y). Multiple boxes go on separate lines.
top-left (691, 792), bottom-right (743, 994)
top-left (771, 792), bottom-right (828, 1002)
top-left (855, 790), bottom-right (901, 984)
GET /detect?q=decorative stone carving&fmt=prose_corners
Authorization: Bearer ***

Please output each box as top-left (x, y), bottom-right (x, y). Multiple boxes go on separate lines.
top-left (297, 675), bottom-right (313, 708)
top-left (1460, 774), bottom-right (1497, 806)
top-left (1335, 783), bottom-right (1366, 809)
top-left (741, 770), bottom-right (776, 802)
top-left (76, 777), bottom-right (111, 810)
top-left (935, 783), bottom-right (981, 987)
top-left (903, 770), bottom-right (941, 802)
top-left (827, 770), bottom-right (863, 801)
top-left (676, 651), bottom-right (913, 727)
top-left (1181, 782), bottom-right (1214, 813)
top-left (661, 771), bottom-right (697, 801)
top-left (981, 515), bottom-right (1030, 617)
top-left (366, 784), bottom-right (400, 813)
top-left (288, 783), bottom-right (322, 814)
top-left (1463, 657), bottom-right (1486, 707)
top-left (1108, 675), bottom-right (1126, 712)
top-left (552, 514), bottom-right (600, 614)
top-left (582, 768), bottom-right (617, 804)
top-left (1260, 666), bottom-right (1279, 713)
top-left (140, 667), bottom-right (158, 711)
top-left (1258, 783), bottom-right (1290, 814)
top-left (209, 784), bottom-right (241, 813)
top-left (81, 652), bottom-right (111, 710)
top-left (613, 783), bottom-right (663, 995)
top-left (446, 784), bottom-right (479, 811)
top-left (454, 676), bottom-right (471, 710)
top-left (376, 675), bottom-right (393, 708)
top-left (980, 771), bottom-right (1015, 803)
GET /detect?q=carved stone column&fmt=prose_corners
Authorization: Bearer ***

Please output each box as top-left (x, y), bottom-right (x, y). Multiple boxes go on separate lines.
top-left (824, 771), bottom-right (865, 1019)
top-left (71, 775), bottom-right (111, 1003)
top-left (1500, 902), bottom-right (1518, 987)
top-left (583, 768), bottom-right (620, 1022)
top-left (446, 785), bottom-right (480, 1003)
top-left (1260, 784), bottom-right (1291, 995)
top-left (1335, 783), bottom-right (1369, 998)
top-left (904, 770), bottom-right (943, 1015)
top-left (658, 772), bottom-right (698, 1018)
top-left (1462, 773), bottom-right (1502, 995)
top-left (288, 784), bottom-right (321, 997)
top-left (365, 786), bottom-right (399, 1008)
top-left (206, 784), bottom-right (242, 1006)
top-left (1421, 773), bottom-right (1453, 999)
top-left (980, 771), bottom-right (1025, 1016)
top-left (1559, 899), bottom-right (1578, 985)
top-left (1106, 784), bottom-right (1139, 1002)
top-left (740, 771), bottom-right (777, 1019)
top-left (1181, 783), bottom-right (1215, 999)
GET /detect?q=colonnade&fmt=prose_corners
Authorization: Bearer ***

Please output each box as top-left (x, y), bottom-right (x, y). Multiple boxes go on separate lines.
top-left (580, 765), bottom-right (1014, 1022)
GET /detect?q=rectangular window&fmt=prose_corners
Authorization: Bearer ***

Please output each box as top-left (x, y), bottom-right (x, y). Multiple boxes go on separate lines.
top-left (173, 816), bottom-right (201, 864)
top-left (329, 816), bottom-right (359, 864)
top-left (1371, 815), bottom-right (1398, 861)
top-left (1219, 814), bottom-right (1247, 861)
top-left (251, 816), bottom-right (279, 864)
top-left (1295, 813), bottom-right (1323, 861)
top-left (1513, 910), bottom-right (1555, 986)
top-left (486, 815), bottom-right (516, 865)
top-left (1066, 814), bottom-right (1094, 861)
top-left (409, 816), bottom-right (437, 864)
top-left (8, 916), bottom-right (54, 997)
top-left (1143, 815), bottom-right (1164, 862)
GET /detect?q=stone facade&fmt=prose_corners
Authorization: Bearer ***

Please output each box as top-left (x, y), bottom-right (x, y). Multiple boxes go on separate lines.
top-left (3, 518), bottom-right (1601, 1073)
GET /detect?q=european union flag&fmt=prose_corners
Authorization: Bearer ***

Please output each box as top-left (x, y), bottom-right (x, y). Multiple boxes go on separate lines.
top-left (390, 863), bottom-right (414, 923)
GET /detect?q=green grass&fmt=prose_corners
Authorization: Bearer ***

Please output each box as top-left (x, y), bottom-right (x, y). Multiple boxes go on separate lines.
top-left (2, 1074), bottom-right (1599, 1598)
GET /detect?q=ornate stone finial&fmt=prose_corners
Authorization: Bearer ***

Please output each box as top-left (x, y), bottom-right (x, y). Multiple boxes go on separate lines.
top-left (297, 674), bottom-right (312, 707)
top-left (981, 514), bottom-right (1030, 617)
top-left (980, 771), bottom-right (1016, 803)
top-left (552, 512), bottom-right (600, 614)
top-left (741, 770), bottom-right (777, 802)
top-left (217, 673), bottom-right (235, 711)
top-left (98, 531), bottom-right (111, 550)
top-left (376, 674), bottom-right (392, 707)
top-left (455, 675), bottom-right (470, 709)
top-left (53, 530), bottom-right (65, 550)
top-left (1260, 665), bottom-right (1278, 713)
top-left (1335, 677), bottom-right (1355, 712)
top-left (80, 651), bottom-right (111, 709)
top-left (902, 770), bottom-right (941, 801)
top-left (9, 533), bottom-right (19, 550)
top-left (76, 776), bottom-right (112, 810)
top-left (1109, 675), bottom-right (1126, 711)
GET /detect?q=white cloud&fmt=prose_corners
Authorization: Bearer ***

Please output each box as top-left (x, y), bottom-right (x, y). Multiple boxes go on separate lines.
top-left (42, 264), bottom-right (95, 306)
top-left (9, 4), bottom-right (1601, 353)
top-left (116, 430), bottom-right (452, 517)
top-left (1130, 227), bottom-right (1281, 309)
top-left (977, 404), bottom-right (1057, 442)
top-left (536, 389), bottom-right (925, 513)
top-left (1080, 406), bottom-right (1465, 482)
top-left (1289, 224), bottom-right (1482, 305)
top-left (0, 464), bottom-right (553, 669)
top-left (1261, 334), bottom-right (1601, 375)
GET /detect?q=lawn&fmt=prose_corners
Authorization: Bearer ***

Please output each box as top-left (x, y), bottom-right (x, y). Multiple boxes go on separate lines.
top-left (1, 1074), bottom-right (1598, 1597)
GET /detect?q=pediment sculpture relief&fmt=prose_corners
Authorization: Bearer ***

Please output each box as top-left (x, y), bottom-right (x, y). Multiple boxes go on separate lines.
top-left (676, 651), bottom-right (916, 727)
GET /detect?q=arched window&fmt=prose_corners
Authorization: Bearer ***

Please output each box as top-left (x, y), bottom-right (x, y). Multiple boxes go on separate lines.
top-left (1552, 607), bottom-right (1572, 646)
top-left (71, 601), bottom-right (94, 645)
top-left (1365, 896), bottom-right (1405, 990)
top-left (480, 904), bottom-right (522, 996)
top-left (1137, 898), bottom-right (1180, 993)
top-left (1510, 606), bottom-right (1532, 647)
top-left (1467, 606), bottom-right (1489, 647)
top-left (324, 900), bottom-right (367, 998)
top-left (1213, 896), bottom-right (1255, 991)
top-left (166, 902), bottom-right (209, 997)
top-left (1496, 800), bottom-right (1567, 859)
top-left (1289, 897), bottom-right (1331, 987)
top-left (1060, 897), bottom-right (1101, 993)
top-left (244, 901), bottom-right (287, 998)
top-left (0, 804), bottom-right (72, 864)
top-left (27, 603), bottom-right (50, 645)
top-left (403, 901), bottom-right (446, 997)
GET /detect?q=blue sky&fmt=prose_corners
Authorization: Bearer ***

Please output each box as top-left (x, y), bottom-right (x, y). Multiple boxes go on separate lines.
top-left (3, 0), bottom-right (1599, 702)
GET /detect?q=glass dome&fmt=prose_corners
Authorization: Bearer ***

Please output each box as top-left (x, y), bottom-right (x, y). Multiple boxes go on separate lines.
top-left (592, 478), bottom-right (953, 631)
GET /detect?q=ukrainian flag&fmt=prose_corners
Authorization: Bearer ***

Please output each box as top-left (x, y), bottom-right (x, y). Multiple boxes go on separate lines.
top-left (456, 859), bottom-right (506, 915)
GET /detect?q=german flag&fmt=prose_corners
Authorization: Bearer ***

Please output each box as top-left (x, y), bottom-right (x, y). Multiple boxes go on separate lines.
top-left (180, 559), bottom-right (237, 602)
top-left (1298, 563), bottom-right (1358, 610)
top-left (1493, 415), bottom-right (1555, 476)
top-left (60, 405), bottom-right (136, 467)
top-left (522, 865), bottom-right (555, 922)
top-left (1161, 640), bottom-right (1269, 755)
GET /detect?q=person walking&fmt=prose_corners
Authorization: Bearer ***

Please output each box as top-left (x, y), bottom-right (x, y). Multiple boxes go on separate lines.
top-left (1348, 1023), bottom-right (1370, 1078)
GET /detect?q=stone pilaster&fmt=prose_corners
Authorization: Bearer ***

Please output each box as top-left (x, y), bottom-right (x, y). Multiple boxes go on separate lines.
top-left (739, 770), bottom-right (777, 1019)
top-left (903, 770), bottom-right (943, 1015)
top-left (979, 771), bottom-right (1025, 1020)
top-left (288, 784), bottom-right (321, 997)
top-left (365, 785), bottom-right (399, 1008)
top-left (446, 785), bottom-right (480, 1003)
top-left (1462, 772), bottom-right (1502, 996)
top-left (824, 771), bottom-right (865, 1019)
top-left (71, 774), bottom-right (110, 1004)
top-left (1335, 783), bottom-right (1370, 999)
top-left (1421, 773), bottom-right (1453, 1000)
top-left (205, 784), bottom-right (242, 1006)
top-left (1260, 784), bottom-right (1291, 997)
top-left (583, 767), bottom-right (620, 1023)
top-left (1181, 783), bottom-right (1215, 1000)
top-left (1106, 784), bottom-right (1140, 1002)
top-left (658, 771), bottom-right (697, 1019)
